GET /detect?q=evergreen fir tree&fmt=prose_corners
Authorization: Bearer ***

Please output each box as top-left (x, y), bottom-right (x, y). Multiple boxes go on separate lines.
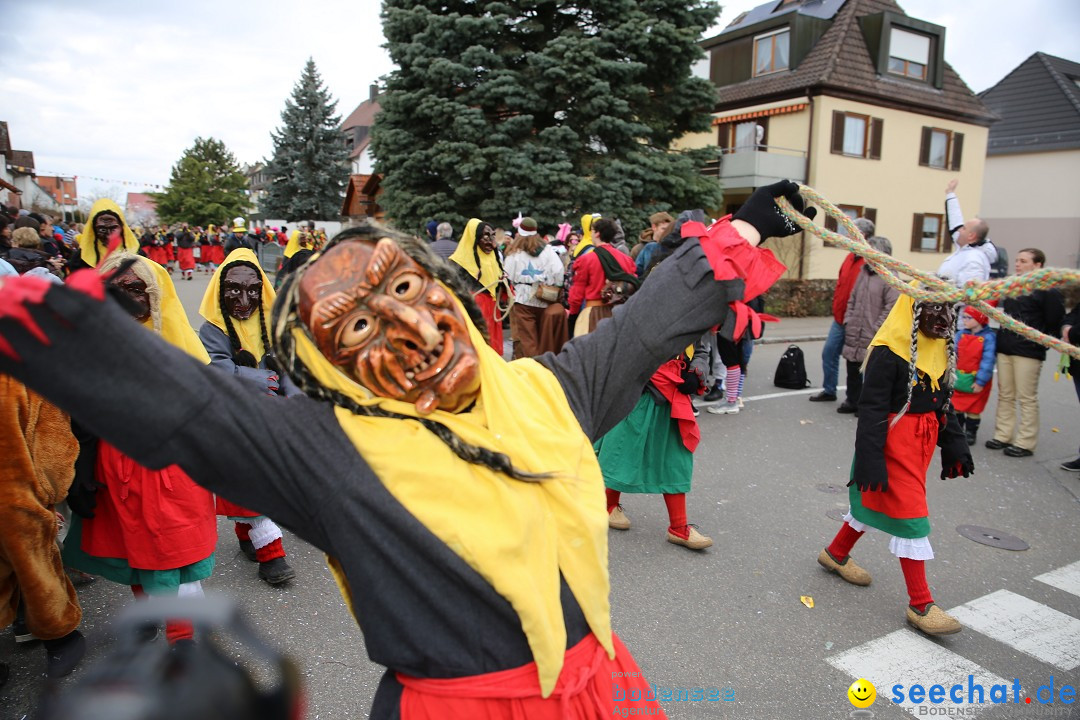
top-left (371, 0), bottom-right (723, 231)
top-left (151, 137), bottom-right (249, 227)
top-left (263, 58), bottom-right (349, 220)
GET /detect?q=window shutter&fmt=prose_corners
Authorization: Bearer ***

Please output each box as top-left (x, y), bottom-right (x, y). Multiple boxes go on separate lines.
top-left (865, 208), bottom-right (877, 226)
top-left (918, 127), bottom-right (931, 166)
top-left (868, 118), bottom-right (883, 160)
top-left (831, 111), bottom-right (845, 154)
top-left (950, 132), bottom-right (964, 170)
top-left (825, 214), bottom-right (838, 232)
top-left (911, 213), bottom-right (924, 252)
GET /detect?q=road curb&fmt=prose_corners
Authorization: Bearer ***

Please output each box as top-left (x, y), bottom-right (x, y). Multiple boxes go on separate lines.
top-left (758, 334), bottom-right (828, 345)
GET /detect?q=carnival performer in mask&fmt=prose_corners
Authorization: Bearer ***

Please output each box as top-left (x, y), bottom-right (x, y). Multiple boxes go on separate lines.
top-left (0, 182), bottom-right (812, 719)
top-left (71, 199), bottom-right (141, 270)
top-left (816, 291), bottom-right (973, 636)
top-left (60, 253), bottom-right (217, 645)
top-left (449, 218), bottom-right (510, 354)
top-left (198, 249), bottom-right (296, 585)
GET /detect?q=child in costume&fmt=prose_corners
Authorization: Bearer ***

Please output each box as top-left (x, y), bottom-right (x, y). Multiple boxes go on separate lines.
top-left (817, 292), bottom-right (973, 636)
top-left (952, 306), bottom-right (996, 446)
top-left (0, 182), bottom-right (813, 719)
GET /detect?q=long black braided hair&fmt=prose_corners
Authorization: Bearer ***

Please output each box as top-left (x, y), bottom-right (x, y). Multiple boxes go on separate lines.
top-left (270, 222), bottom-right (549, 482)
top-left (218, 258), bottom-right (271, 368)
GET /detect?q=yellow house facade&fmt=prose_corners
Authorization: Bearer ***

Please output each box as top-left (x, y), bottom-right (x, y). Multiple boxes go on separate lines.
top-left (679, 0), bottom-right (996, 280)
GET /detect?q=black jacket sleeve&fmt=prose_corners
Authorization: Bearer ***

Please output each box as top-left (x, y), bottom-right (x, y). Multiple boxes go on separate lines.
top-left (0, 284), bottom-right (356, 551)
top-left (852, 348), bottom-right (897, 491)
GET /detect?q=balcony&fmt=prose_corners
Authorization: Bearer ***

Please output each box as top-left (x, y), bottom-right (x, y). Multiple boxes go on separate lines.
top-left (701, 145), bottom-right (807, 191)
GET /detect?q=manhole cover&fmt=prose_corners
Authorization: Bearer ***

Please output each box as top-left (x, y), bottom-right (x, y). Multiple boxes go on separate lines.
top-left (956, 525), bottom-right (1029, 551)
top-left (816, 483), bottom-right (846, 494)
top-left (826, 508), bottom-right (848, 521)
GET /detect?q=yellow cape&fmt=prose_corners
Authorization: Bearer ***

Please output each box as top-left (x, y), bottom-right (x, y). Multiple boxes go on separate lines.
top-left (198, 249), bottom-right (276, 360)
top-left (573, 213), bottom-right (597, 258)
top-left (291, 281), bottom-right (613, 696)
top-left (79, 199), bottom-right (140, 267)
top-left (867, 288), bottom-right (947, 390)
top-left (449, 218), bottom-right (503, 297)
top-left (99, 253), bottom-right (210, 363)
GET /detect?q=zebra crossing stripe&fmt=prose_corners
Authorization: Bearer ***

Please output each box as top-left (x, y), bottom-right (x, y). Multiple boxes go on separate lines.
top-left (827, 629), bottom-right (1006, 717)
top-left (1034, 560), bottom-right (1080, 599)
top-left (949, 589), bottom-right (1080, 671)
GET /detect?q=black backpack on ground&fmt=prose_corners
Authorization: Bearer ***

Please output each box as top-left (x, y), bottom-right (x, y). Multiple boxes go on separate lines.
top-left (774, 344), bottom-right (810, 389)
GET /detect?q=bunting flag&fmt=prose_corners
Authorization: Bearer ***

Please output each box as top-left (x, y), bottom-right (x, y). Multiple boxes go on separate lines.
top-left (4, 165), bottom-right (166, 189)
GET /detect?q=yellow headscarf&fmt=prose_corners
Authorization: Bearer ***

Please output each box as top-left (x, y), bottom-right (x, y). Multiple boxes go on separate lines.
top-left (198, 249), bottom-right (276, 361)
top-left (448, 218), bottom-right (503, 298)
top-left (573, 213), bottom-right (598, 258)
top-left (867, 287), bottom-right (948, 391)
top-left (284, 229), bottom-right (308, 259)
top-left (79, 199), bottom-right (140, 267)
top-left (98, 253), bottom-right (210, 363)
top-left (290, 278), bottom-right (613, 696)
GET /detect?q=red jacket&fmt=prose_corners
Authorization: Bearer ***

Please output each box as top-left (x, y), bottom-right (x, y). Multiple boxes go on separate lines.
top-left (832, 253), bottom-right (865, 324)
top-left (568, 245), bottom-right (637, 314)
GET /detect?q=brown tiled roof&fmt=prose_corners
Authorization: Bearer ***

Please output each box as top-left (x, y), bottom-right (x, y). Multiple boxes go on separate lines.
top-left (7, 149), bottom-right (34, 171)
top-left (712, 0), bottom-right (995, 125)
top-left (342, 97), bottom-right (381, 132)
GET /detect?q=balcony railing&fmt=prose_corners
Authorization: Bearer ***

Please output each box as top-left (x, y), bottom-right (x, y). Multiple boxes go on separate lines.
top-left (701, 145), bottom-right (807, 189)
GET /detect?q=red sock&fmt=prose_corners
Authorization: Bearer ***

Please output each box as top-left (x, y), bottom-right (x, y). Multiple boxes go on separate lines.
top-left (605, 489), bottom-right (621, 514)
top-left (234, 522), bottom-right (252, 542)
top-left (255, 537), bottom-right (286, 562)
top-left (165, 620), bottom-right (194, 644)
top-left (899, 557), bottom-right (934, 611)
top-left (664, 493), bottom-right (688, 537)
top-left (131, 584), bottom-right (147, 599)
top-left (826, 523), bottom-right (864, 562)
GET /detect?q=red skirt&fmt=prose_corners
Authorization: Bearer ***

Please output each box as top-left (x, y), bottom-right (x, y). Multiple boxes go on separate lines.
top-left (397, 632), bottom-right (667, 720)
top-left (83, 442), bottom-right (216, 569)
top-left (475, 292), bottom-right (504, 355)
top-left (860, 412), bottom-right (938, 520)
top-left (952, 382), bottom-right (992, 414)
top-left (147, 246), bottom-right (170, 267)
top-left (177, 247), bottom-right (195, 271)
top-left (205, 245), bottom-right (225, 265)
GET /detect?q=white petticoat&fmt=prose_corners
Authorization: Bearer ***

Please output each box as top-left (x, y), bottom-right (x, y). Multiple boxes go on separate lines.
top-left (843, 512), bottom-right (934, 560)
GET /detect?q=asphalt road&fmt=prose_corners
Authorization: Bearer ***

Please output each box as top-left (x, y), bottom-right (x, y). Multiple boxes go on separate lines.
top-left (3, 269), bottom-right (1078, 719)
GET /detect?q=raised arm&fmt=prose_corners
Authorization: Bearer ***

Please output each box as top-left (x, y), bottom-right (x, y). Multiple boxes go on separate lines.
top-left (0, 276), bottom-right (354, 550)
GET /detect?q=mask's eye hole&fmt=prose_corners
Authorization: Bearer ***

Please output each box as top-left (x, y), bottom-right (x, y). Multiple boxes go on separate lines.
top-left (391, 271), bottom-right (424, 303)
top-left (339, 313), bottom-right (376, 348)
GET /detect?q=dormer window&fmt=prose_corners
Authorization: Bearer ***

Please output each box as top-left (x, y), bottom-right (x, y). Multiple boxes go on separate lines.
top-left (753, 29), bottom-right (790, 76)
top-left (887, 27), bottom-right (930, 80)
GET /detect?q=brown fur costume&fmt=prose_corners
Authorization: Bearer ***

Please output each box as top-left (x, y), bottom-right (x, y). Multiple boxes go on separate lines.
top-left (0, 374), bottom-right (81, 640)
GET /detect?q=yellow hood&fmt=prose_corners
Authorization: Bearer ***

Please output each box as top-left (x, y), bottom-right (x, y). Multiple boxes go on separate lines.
top-left (198, 248), bottom-right (276, 361)
top-left (79, 199), bottom-right (140, 267)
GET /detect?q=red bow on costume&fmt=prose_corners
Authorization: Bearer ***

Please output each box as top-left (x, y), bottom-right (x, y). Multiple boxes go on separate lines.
top-left (728, 302), bottom-right (780, 342)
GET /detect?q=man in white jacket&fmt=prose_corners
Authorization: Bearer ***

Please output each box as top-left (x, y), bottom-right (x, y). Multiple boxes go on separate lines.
top-left (938, 179), bottom-right (994, 287)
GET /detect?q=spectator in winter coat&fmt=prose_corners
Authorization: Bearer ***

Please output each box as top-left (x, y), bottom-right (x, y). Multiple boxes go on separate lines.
top-left (810, 217), bottom-right (875, 403)
top-left (985, 248), bottom-right (1065, 457)
top-left (839, 235), bottom-right (899, 413)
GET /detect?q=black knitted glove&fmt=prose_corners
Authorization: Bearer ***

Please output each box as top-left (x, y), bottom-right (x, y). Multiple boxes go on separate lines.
top-left (941, 455), bottom-right (974, 480)
top-left (676, 366), bottom-right (705, 395)
top-left (732, 180), bottom-right (817, 240)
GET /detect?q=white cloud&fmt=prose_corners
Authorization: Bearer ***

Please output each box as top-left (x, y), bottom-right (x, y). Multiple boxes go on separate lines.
top-left (1, 0), bottom-right (1076, 201)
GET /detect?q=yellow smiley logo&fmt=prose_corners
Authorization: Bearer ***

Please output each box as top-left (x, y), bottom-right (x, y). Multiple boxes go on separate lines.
top-left (848, 678), bottom-right (876, 708)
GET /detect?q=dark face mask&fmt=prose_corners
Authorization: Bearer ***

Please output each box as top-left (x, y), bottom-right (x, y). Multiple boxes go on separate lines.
top-left (918, 302), bottom-right (955, 340)
top-left (222, 266), bottom-right (262, 321)
top-left (299, 238), bottom-right (481, 415)
top-left (93, 213), bottom-right (123, 245)
top-left (110, 266), bottom-right (152, 323)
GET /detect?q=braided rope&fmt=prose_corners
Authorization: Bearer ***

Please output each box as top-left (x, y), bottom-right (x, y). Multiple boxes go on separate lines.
top-left (775, 185), bottom-right (1080, 361)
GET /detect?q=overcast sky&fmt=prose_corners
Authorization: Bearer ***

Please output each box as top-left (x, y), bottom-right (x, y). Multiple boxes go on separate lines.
top-left (1, 0), bottom-right (1076, 203)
